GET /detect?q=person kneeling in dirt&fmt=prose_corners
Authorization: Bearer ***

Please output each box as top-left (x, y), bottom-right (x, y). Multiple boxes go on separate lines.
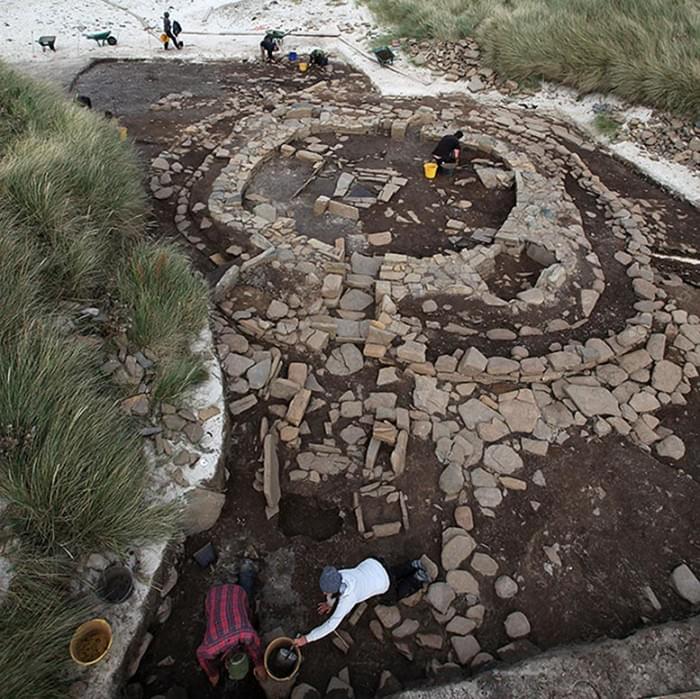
top-left (432, 130), bottom-right (463, 168)
top-left (293, 557), bottom-right (430, 648)
top-left (309, 48), bottom-right (329, 69)
top-left (260, 33), bottom-right (280, 62)
top-left (196, 560), bottom-right (267, 690)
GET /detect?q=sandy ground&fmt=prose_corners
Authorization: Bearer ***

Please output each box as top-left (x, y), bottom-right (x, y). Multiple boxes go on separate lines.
top-left (2, 0), bottom-right (699, 206)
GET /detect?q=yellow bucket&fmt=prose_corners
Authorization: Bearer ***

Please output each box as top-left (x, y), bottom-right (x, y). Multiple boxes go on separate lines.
top-left (69, 619), bottom-right (113, 667)
top-left (423, 162), bottom-right (438, 179)
top-left (299, 62), bottom-right (308, 73)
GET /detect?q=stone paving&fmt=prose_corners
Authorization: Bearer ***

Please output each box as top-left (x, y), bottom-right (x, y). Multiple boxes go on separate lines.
top-left (145, 69), bottom-right (700, 696)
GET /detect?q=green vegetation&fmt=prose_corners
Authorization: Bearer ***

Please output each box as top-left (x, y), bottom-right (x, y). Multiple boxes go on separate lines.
top-left (0, 62), bottom-right (208, 697)
top-left (0, 570), bottom-right (89, 699)
top-left (0, 327), bottom-right (174, 556)
top-left (593, 113), bottom-right (623, 140)
top-left (117, 242), bottom-right (209, 354)
top-left (366, 0), bottom-right (700, 115)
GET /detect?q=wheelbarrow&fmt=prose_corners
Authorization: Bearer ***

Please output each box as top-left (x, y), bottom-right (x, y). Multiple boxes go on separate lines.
top-left (372, 46), bottom-right (395, 66)
top-left (37, 35), bottom-right (57, 52)
top-left (85, 31), bottom-right (118, 47)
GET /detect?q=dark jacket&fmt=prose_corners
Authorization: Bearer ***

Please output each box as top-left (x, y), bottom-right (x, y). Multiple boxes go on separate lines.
top-left (432, 134), bottom-right (461, 159)
top-left (163, 16), bottom-right (172, 33)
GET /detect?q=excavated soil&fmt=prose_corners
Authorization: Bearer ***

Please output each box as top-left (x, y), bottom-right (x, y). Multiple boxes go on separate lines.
top-left (74, 60), bottom-right (700, 699)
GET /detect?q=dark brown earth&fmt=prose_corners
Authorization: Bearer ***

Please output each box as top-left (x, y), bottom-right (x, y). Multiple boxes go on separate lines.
top-left (74, 60), bottom-right (700, 699)
top-left (246, 132), bottom-right (515, 257)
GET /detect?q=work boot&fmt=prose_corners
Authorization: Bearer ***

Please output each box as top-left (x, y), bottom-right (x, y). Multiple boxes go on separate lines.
top-left (411, 559), bottom-right (430, 584)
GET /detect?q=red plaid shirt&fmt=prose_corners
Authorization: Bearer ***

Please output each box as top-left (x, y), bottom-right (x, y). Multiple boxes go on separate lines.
top-left (196, 584), bottom-right (264, 683)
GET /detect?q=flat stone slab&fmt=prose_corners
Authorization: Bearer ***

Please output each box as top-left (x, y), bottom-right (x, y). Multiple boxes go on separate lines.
top-left (564, 383), bottom-right (621, 417)
top-left (326, 344), bottom-right (364, 375)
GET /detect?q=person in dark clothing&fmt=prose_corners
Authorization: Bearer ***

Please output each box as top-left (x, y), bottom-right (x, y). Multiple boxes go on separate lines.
top-left (432, 130), bottom-right (463, 166)
top-left (260, 33), bottom-right (279, 62)
top-left (309, 48), bottom-right (329, 69)
top-left (163, 12), bottom-right (181, 50)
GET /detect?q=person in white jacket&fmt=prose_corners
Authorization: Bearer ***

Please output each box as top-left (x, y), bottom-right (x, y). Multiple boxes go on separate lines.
top-left (293, 557), bottom-right (429, 647)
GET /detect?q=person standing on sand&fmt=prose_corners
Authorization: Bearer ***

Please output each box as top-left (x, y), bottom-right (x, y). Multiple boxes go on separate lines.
top-left (162, 11), bottom-right (182, 50)
top-left (293, 557), bottom-right (430, 648)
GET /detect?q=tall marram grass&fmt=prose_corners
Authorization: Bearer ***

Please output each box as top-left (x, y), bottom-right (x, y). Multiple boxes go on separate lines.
top-left (117, 242), bottom-right (209, 354)
top-left (367, 0), bottom-right (700, 115)
top-left (0, 326), bottom-right (176, 557)
top-left (0, 61), bottom-right (207, 698)
top-left (0, 222), bottom-right (43, 341)
top-left (0, 101), bottom-right (145, 298)
top-left (0, 65), bottom-right (73, 155)
top-left (0, 559), bottom-right (90, 699)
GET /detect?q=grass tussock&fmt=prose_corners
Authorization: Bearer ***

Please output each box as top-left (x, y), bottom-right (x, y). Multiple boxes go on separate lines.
top-left (0, 562), bottom-right (90, 699)
top-left (0, 223), bottom-right (43, 341)
top-left (0, 326), bottom-right (176, 557)
top-left (117, 242), bottom-right (209, 354)
top-left (367, 0), bottom-right (700, 115)
top-left (593, 113), bottom-right (623, 140)
top-left (0, 65), bottom-right (72, 155)
top-left (152, 354), bottom-right (209, 405)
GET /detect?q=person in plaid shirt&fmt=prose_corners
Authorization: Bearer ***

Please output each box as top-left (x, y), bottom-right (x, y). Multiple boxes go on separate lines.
top-left (196, 561), bottom-right (266, 687)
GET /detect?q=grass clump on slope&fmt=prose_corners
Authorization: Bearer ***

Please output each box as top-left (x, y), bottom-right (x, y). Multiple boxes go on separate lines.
top-left (0, 62), bottom-right (208, 697)
top-left (366, 0), bottom-right (700, 115)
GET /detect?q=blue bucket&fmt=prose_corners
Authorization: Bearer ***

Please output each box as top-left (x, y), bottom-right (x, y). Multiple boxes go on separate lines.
top-left (288, 51), bottom-right (298, 62)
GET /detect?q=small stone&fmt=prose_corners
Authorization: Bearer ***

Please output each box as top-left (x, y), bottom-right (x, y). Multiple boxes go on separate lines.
top-left (471, 553), bottom-right (499, 577)
top-left (651, 360), bottom-right (683, 393)
top-left (326, 344), bottom-right (364, 375)
top-left (451, 635), bottom-right (481, 665)
top-left (392, 619), bottom-right (419, 638)
top-left (494, 575), bottom-right (519, 599)
top-left (483, 444), bottom-right (523, 475)
top-left (454, 505), bottom-right (473, 531)
top-left (266, 299), bottom-right (289, 320)
top-left (446, 615), bottom-right (477, 635)
top-left (439, 464), bottom-right (464, 496)
top-left (286, 389), bottom-right (312, 426)
top-left (446, 570), bottom-right (479, 596)
top-left (564, 383), bottom-right (620, 417)
top-left (504, 611), bottom-right (531, 639)
top-left (229, 394), bottom-right (258, 415)
top-left (375, 605), bottom-right (401, 629)
top-left (416, 633), bottom-right (443, 650)
top-left (426, 582), bottom-right (456, 614)
top-left (671, 564), bottom-right (700, 604)
top-left (442, 534), bottom-right (477, 571)
top-left (656, 434), bottom-right (685, 460)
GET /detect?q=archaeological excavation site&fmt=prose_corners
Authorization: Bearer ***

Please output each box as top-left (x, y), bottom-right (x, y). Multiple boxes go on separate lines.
top-left (62, 57), bottom-right (700, 699)
top-left (2, 24), bottom-right (699, 696)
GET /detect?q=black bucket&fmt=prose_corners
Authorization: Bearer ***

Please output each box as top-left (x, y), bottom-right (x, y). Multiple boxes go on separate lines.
top-left (97, 564), bottom-right (134, 604)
